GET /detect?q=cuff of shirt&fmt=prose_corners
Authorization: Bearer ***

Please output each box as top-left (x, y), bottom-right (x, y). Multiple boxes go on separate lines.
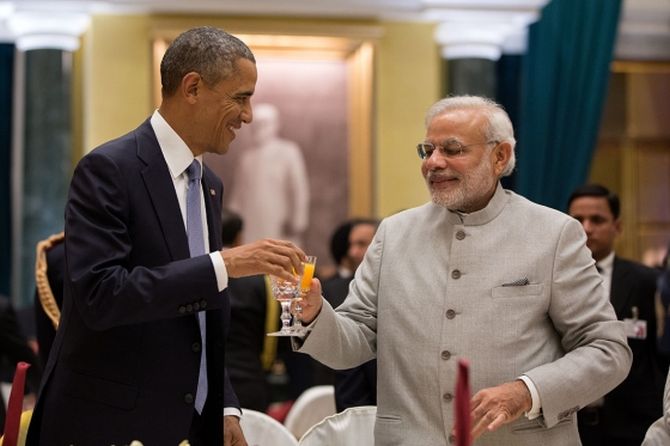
top-left (224, 407), bottom-right (242, 418)
top-left (210, 252), bottom-right (229, 292)
top-left (518, 375), bottom-right (541, 420)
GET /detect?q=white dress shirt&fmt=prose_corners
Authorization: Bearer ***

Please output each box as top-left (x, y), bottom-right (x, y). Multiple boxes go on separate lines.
top-left (150, 110), bottom-right (240, 417)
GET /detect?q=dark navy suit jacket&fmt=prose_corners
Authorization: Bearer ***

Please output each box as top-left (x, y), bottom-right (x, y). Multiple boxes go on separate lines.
top-left (27, 119), bottom-right (236, 445)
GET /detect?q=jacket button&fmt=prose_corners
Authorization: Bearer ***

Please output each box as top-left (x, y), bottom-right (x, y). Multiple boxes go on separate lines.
top-left (445, 309), bottom-right (456, 319)
top-left (200, 300), bottom-right (207, 309)
top-left (441, 350), bottom-right (451, 360)
top-left (184, 393), bottom-right (194, 404)
top-left (455, 230), bottom-right (466, 240)
top-left (186, 304), bottom-right (193, 313)
top-left (451, 269), bottom-right (461, 279)
top-left (442, 392), bottom-right (453, 402)
top-left (192, 342), bottom-right (201, 353)
top-left (193, 302), bottom-right (200, 311)
top-left (178, 306), bottom-right (186, 314)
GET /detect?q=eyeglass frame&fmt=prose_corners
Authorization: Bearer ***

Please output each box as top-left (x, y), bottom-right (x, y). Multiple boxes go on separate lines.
top-left (416, 139), bottom-right (499, 160)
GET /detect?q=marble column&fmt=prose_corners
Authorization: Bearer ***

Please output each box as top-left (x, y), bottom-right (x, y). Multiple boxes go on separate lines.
top-left (14, 49), bottom-right (72, 307)
top-left (8, 11), bottom-right (88, 307)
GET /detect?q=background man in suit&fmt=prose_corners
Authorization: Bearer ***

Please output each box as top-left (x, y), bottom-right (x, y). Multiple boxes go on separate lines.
top-left (221, 208), bottom-right (274, 412)
top-left (568, 184), bottom-right (666, 446)
top-left (295, 95), bottom-right (632, 446)
top-left (27, 27), bottom-right (305, 446)
top-left (321, 218), bottom-right (378, 411)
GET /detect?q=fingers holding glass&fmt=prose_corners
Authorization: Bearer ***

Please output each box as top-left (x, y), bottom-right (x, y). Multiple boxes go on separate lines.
top-left (266, 255), bottom-right (316, 337)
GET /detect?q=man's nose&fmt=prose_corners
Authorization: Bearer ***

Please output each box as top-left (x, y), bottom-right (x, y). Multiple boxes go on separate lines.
top-left (241, 102), bottom-right (253, 124)
top-left (582, 220), bottom-right (594, 233)
top-left (424, 150), bottom-right (448, 170)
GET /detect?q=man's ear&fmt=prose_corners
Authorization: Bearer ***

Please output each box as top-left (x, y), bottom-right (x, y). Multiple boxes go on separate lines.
top-left (180, 72), bottom-right (202, 104)
top-left (614, 217), bottom-right (623, 235)
top-left (492, 141), bottom-right (512, 176)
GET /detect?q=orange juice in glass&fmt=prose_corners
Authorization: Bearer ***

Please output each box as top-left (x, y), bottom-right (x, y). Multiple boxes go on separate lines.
top-left (300, 256), bottom-right (317, 292)
top-left (293, 255), bottom-right (316, 335)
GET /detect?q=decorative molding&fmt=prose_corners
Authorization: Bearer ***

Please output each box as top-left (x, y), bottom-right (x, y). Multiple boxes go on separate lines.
top-left (1, 0), bottom-right (668, 59)
top-left (7, 11), bottom-right (90, 51)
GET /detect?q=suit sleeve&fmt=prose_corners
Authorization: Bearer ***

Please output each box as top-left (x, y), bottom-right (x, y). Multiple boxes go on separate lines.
top-left (295, 222), bottom-right (384, 369)
top-left (223, 366), bottom-right (240, 409)
top-left (524, 218), bottom-right (632, 427)
top-left (65, 150), bottom-right (224, 331)
top-left (642, 369), bottom-right (670, 446)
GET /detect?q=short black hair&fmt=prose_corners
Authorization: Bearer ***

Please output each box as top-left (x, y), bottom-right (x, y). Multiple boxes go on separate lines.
top-left (221, 208), bottom-right (243, 247)
top-left (567, 184), bottom-right (620, 219)
top-left (160, 26), bottom-right (255, 97)
top-left (329, 218), bottom-right (379, 265)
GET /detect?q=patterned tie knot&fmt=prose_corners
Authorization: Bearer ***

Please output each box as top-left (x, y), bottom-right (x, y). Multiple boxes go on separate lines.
top-left (186, 159), bottom-right (202, 183)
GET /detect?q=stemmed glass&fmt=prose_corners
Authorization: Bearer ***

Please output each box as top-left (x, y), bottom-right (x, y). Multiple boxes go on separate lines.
top-left (292, 256), bottom-right (317, 336)
top-left (267, 275), bottom-right (299, 337)
top-left (266, 255), bottom-right (317, 337)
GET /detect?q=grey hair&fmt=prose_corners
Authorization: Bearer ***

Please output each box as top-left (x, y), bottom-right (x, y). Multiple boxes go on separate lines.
top-left (424, 95), bottom-right (517, 177)
top-left (160, 26), bottom-right (256, 97)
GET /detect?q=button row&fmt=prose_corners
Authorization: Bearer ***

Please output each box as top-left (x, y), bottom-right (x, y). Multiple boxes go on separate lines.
top-left (178, 299), bottom-right (208, 314)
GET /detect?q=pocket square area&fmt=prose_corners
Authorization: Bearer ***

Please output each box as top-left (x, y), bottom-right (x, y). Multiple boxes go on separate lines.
top-left (502, 277), bottom-right (530, 287)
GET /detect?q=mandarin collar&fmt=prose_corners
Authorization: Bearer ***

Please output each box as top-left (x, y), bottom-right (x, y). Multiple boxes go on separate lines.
top-left (443, 182), bottom-right (509, 226)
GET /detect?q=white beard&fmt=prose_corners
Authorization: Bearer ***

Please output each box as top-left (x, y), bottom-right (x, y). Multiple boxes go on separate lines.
top-left (428, 157), bottom-right (496, 211)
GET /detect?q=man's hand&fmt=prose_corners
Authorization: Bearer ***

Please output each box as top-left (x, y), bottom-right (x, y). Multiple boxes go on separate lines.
top-left (296, 278), bottom-right (324, 325)
top-left (224, 415), bottom-right (247, 446)
top-left (470, 379), bottom-right (532, 440)
top-left (221, 238), bottom-right (305, 281)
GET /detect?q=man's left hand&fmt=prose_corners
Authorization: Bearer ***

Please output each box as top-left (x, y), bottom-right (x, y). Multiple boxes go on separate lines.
top-left (470, 379), bottom-right (532, 440)
top-left (224, 415), bottom-right (248, 446)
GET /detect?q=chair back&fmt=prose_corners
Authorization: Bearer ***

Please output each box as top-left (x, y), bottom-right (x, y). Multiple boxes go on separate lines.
top-left (239, 409), bottom-right (298, 446)
top-left (298, 405), bottom-right (376, 446)
top-left (284, 385), bottom-right (336, 439)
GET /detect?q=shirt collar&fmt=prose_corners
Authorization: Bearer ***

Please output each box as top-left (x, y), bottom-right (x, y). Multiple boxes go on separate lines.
top-left (150, 110), bottom-right (202, 178)
top-left (597, 251), bottom-right (615, 273)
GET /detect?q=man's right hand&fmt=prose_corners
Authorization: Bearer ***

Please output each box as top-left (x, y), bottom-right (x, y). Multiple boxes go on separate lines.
top-left (297, 278), bottom-right (324, 325)
top-left (220, 238), bottom-right (305, 281)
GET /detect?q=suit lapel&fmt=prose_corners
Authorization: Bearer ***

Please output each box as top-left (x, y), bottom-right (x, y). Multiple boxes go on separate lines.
top-left (610, 257), bottom-right (633, 318)
top-left (135, 120), bottom-right (190, 261)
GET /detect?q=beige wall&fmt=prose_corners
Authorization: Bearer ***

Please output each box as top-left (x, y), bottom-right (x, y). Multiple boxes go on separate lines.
top-left (376, 22), bottom-right (440, 216)
top-left (80, 14), bottom-right (440, 219)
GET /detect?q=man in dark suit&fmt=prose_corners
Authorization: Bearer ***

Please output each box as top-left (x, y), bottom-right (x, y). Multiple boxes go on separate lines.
top-left (569, 184), bottom-right (666, 446)
top-left (26, 27), bottom-right (305, 446)
top-left (321, 218), bottom-right (378, 411)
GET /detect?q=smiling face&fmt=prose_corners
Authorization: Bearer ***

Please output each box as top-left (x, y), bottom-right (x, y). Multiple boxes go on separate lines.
top-left (189, 57), bottom-right (257, 156)
top-left (421, 108), bottom-right (509, 213)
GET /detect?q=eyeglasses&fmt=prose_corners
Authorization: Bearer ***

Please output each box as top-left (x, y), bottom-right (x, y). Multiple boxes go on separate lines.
top-left (416, 139), bottom-right (498, 160)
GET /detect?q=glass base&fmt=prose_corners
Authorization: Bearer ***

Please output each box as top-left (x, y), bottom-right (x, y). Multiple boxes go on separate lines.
top-left (267, 326), bottom-right (311, 337)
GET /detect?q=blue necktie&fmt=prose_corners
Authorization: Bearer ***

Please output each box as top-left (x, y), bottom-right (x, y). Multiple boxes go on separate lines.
top-left (186, 159), bottom-right (208, 414)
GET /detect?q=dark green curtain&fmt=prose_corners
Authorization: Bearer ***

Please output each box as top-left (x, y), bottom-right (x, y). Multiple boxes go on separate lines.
top-left (0, 44), bottom-right (13, 297)
top-left (496, 54), bottom-right (523, 191)
top-left (515, 0), bottom-right (622, 211)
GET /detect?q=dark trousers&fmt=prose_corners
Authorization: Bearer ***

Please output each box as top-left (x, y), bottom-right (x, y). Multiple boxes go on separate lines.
top-left (188, 410), bottom-right (205, 446)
